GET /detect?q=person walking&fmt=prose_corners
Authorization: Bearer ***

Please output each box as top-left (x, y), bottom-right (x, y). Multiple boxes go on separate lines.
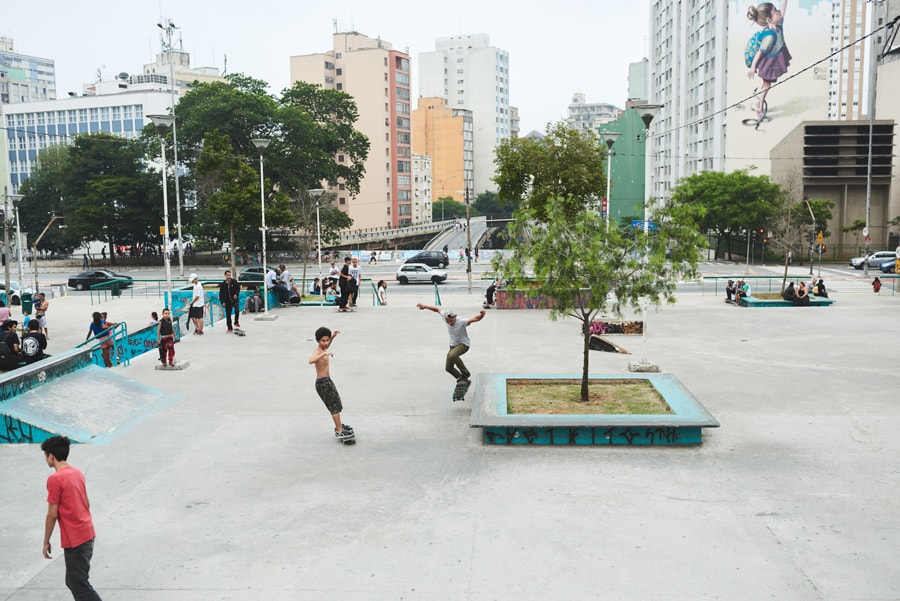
top-left (82, 254), bottom-right (89, 270)
top-left (41, 435), bottom-right (104, 601)
top-left (348, 257), bottom-right (362, 307)
top-left (189, 274), bottom-right (205, 335)
top-left (416, 303), bottom-right (486, 387)
top-left (218, 270), bottom-right (241, 333)
top-left (308, 327), bottom-right (354, 441)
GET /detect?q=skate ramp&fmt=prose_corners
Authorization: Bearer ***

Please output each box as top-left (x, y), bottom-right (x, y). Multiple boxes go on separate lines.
top-left (1, 365), bottom-right (178, 444)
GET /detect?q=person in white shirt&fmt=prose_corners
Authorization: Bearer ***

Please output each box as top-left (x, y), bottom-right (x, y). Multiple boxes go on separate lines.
top-left (348, 257), bottom-right (362, 307)
top-left (189, 273), bottom-right (205, 334)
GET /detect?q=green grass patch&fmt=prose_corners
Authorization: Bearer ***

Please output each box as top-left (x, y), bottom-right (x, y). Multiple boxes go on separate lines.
top-left (507, 379), bottom-right (671, 415)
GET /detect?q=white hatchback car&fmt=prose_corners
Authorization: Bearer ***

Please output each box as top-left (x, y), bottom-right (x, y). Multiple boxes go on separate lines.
top-left (396, 263), bottom-right (448, 284)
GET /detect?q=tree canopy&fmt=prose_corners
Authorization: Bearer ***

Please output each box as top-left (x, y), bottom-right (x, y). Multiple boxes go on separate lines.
top-left (493, 121), bottom-right (608, 222)
top-left (493, 122), bottom-right (704, 401)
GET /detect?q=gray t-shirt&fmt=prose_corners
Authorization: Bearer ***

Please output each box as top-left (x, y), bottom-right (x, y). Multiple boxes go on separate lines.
top-left (442, 312), bottom-right (470, 347)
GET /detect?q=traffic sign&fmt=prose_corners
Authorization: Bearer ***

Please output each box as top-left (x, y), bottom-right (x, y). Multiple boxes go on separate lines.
top-left (862, 226), bottom-right (869, 237)
top-left (816, 231), bottom-right (823, 243)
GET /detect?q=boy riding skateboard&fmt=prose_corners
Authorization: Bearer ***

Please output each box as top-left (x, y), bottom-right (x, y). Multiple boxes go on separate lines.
top-left (308, 327), bottom-right (355, 443)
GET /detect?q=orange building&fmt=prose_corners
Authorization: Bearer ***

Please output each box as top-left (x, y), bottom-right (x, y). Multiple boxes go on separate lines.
top-left (412, 97), bottom-right (473, 207)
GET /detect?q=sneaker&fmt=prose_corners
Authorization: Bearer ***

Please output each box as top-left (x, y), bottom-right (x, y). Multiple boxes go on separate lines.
top-left (340, 423), bottom-right (354, 434)
top-left (169, 362), bottom-right (175, 367)
top-left (334, 429), bottom-right (354, 441)
top-left (227, 328), bottom-right (233, 333)
top-left (234, 323), bottom-right (240, 328)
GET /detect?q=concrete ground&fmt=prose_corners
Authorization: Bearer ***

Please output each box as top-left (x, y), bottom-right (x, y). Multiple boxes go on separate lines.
top-left (0, 269), bottom-right (898, 600)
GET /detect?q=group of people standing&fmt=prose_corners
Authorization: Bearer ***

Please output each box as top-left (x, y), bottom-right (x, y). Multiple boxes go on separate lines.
top-left (0, 294), bottom-right (50, 370)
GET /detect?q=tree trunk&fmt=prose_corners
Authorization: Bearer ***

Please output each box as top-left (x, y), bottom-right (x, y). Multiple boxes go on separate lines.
top-left (229, 223), bottom-right (236, 275)
top-left (581, 317), bottom-right (590, 402)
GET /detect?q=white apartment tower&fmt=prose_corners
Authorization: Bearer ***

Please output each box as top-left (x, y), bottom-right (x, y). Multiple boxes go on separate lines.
top-left (419, 34), bottom-right (510, 195)
top-left (0, 37), bottom-right (56, 105)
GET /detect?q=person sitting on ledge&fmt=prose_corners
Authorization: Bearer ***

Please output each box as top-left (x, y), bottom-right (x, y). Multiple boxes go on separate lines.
top-left (734, 280), bottom-right (751, 305)
top-left (793, 281), bottom-right (811, 306)
top-left (813, 278), bottom-right (828, 298)
top-left (782, 281), bottom-right (796, 302)
top-left (725, 280), bottom-right (737, 304)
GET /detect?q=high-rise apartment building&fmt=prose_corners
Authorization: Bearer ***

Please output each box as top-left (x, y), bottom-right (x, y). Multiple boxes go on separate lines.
top-left (411, 96), bottom-right (473, 207)
top-left (419, 34), bottom-right (510, 195)
top-left (412, 154), bottom-right (432, 224)
top-left (290, 31), bottom-right (412, 229)
top-left (567, 93), bottom-right (621, 134)
top-left (0, 37), bottom-right (56, 105)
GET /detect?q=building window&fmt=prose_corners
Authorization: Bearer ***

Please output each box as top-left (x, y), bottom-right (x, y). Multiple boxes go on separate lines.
top-left (397, 161), bottom-right (411, 173)
top-left (397, 132), bottom-right (410, 144)
top-left (336, 68), bottom-right (342, 75)
top-left (78, 109), bottom-right (88, 123)
top-left (112, 106), bottom-right (121, 121)
top-left (396, 117), bottom-right (410, 129)
top-left (324, 61), bottom-right (334, 70)
top-left (395, 72), bottom-right (409, 85)
top-left (90, 108), bottom-right (99, 122)
top-left (101, 107), bottom-right (109, 121)
top-left (124, 106), bottom-right (132, 120)
top-left (37, 112), bottom-right (45, 125)
top-left (336, 83), bottom-right (342, 90)
top-left (398, 175), bottom-right (411, 187)
top-left (339, 197), bottom-right (346, 205)
top-left (396, 102), bottom-right (409, 114)
top-left (338, 154), bottom-right (345, 162)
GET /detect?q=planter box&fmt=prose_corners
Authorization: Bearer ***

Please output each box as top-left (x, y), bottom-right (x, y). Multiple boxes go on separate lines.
top-left (470, 373), bottom-right (719, 446)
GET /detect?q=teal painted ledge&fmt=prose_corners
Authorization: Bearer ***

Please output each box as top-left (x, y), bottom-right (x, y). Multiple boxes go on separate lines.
top-left (469, 373), bottom-right (719, 446)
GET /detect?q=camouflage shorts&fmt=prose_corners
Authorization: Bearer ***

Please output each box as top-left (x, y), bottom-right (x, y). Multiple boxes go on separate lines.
top-left (315, 377), bottom-right (343, 415)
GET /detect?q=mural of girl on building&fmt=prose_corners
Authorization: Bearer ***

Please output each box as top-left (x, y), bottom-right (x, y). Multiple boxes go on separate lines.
top-left (746, 0), bottom-right (791, 121)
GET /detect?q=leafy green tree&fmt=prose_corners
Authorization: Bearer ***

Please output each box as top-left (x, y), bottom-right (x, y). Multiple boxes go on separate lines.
top-left (16, 146), bottom-right (82, 256)
top-left (286, 190), bottom-right (353, 288)
top-left (841, 219), bottom-right (867, 248)
top-left (432, 197), bottom-right (468, 221)
top-left (494, 196), bottom-right (703, 401)
top-left (472, 191), bottom-right (512, 219)
top-left (493, 121), bottom-right (607, 222)
top-left (670, 169), bottom-right (782, 260)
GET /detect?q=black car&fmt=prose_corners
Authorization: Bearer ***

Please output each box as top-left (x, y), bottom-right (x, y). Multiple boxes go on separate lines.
top-left (404, 250), bottom-right (448, 268)
top-left (238, 266), bottom-right (271, 288)
top-left (67, 270), bottom-right (134, 291)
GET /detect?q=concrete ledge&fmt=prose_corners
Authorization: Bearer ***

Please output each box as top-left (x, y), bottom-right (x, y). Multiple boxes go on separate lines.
top-left (740, 296), bottom-right (835, 307)
top-left (470, 373), bottom-right (719, 445)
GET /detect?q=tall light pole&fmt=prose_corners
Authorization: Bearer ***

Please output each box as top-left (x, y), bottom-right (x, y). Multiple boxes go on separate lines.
top-left (862, 0), bottom-right (884, 278)
top-left (629, 103), bottom-right (663, 374)
top-left (32, 215), bottom-right (64, 295)
top-left (1, 187), bottom-right (12, 301)
top-left (309, 188), bottom-right (326, 306)
top-left (600, 131), bottom-right (621, 230)
top-left (465, 181), bottom-right (473, 293)
top-left (9, 194), bottom-right (24, 286)
top-left (803, 197), bottom-right (816, 277)
top-left (147, 114), bottom-right (175, 308)
top-left (251, 139), bottom-right (277, 321)
top-left (158, 18), bottom-right (185, 277)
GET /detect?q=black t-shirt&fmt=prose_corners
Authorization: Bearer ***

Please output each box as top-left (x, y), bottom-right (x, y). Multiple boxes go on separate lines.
top-left (21, 332), bottom-right (47, 363)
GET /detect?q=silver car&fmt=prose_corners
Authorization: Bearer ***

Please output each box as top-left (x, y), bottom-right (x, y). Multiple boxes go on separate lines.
top-left (850, 250), bottom-right (897, 269)
top-left (396, 263), bottom-right (448, 285)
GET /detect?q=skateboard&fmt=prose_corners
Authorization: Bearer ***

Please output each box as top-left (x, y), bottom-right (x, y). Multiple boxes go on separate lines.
top-left (337, 432), bottom-right (356, 445)
top-left (336, 308), bottom-right (356, 312)
top-left (452, 379), bottom-right (471, 402)
top-left (233, 328), bottom-right (246, 336)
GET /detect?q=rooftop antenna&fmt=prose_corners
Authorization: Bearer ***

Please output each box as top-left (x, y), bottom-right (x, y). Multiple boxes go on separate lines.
top-left (223, 54), bottom-right (227, 76)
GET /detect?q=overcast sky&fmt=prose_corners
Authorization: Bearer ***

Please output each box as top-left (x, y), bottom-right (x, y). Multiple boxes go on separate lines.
top-left (3, 0), bottom-right (650, 134)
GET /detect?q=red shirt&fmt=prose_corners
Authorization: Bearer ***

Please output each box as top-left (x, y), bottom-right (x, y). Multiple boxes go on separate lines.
top-left (46, 466), bottom-right (95, 548)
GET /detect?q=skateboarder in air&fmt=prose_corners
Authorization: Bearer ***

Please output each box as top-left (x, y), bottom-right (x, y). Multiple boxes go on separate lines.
top-left (416, 304), bottom-right (485, 399)
top-left (308, 327), bottom-right (354, 441)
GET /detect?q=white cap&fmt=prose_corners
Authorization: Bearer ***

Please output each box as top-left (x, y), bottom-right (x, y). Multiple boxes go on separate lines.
top-left (189, 273), bottom-right (198, 281)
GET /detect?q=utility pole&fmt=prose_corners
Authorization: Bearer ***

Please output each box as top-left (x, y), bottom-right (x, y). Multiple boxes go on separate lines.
top-left (2, 187), bottom-right (11, 306)
top-left (465, 181), bottom-right (472, 293)
top-left (159, 18), bottom-right (185, 277)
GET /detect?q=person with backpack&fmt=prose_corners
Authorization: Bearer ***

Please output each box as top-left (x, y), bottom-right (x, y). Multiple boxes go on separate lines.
top-left (0, 318), bottom-right (23, 370)
top-left (746, 1), bottom-right (791, 120)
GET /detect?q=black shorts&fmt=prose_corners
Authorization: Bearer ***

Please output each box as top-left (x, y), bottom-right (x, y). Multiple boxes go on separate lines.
top-left (189, 306), bottom-right (204, 319)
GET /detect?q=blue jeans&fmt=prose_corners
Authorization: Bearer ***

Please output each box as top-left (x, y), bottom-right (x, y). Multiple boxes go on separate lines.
top-left (64, 538), bottom-right (102, 600)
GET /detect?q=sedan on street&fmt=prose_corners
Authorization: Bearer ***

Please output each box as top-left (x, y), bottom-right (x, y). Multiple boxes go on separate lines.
top-left (67, 270), bottom-right (134, 291)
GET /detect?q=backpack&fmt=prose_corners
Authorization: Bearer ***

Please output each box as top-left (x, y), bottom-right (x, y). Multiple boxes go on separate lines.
top-left (745, 29), bottom-right (776, 68)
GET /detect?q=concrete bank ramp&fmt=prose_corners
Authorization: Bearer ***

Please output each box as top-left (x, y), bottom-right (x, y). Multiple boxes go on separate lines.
top-left (1, 365), bottom-right (178, 444)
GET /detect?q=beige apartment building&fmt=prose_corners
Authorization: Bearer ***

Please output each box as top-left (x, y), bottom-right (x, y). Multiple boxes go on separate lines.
top-left (290, 31), bottom-right (412, 229)
top-left (411, 96), bottom-right (473, 207)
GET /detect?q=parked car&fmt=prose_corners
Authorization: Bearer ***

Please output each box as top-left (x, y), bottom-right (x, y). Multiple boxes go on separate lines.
top-left (878, 257), bottom-right (897, 273)
top-left (67, 270), bottom-right (134, 291)
top-left (0, 280), bottom-right (34, 305)
top-left (238, 266), bottom-right (268, 288)
top-left (404, 250), bottom-right (448, 268)
top-left (849, 250), bottom-right (896, 269)
top-left (396, 263), bottom-right (448, 285)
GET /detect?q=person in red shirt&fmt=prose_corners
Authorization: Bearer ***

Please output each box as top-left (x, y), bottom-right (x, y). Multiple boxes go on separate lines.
top-left (41, 436), bottom-right (103, 601)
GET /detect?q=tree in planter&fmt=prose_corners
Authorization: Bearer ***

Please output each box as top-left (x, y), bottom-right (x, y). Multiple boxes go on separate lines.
top-left (285, 189), bottom-right (352, 292)
top-left (494, 194), bottom-right (703, 402)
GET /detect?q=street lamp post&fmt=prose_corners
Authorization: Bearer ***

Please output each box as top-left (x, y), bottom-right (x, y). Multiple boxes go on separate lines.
top-left (628, 103), bottom-right (663, 374)
top-left (158, 18), bottom-right (185, 277)
top-left (251, 139), bottom-right (277, 321)
top-left (438, 175), bottom-right (460, 223)
top-left (2, 187), bottom-right (12, 303)
top-left (32, 215), bottom-right (65, 295)
top-left (600, 131), bottom-right (621, 230)
top-left (147, 114), bottom-right (176, 308)
top-left (9, 194), bottom-right (24, 286)
top-left (465, 181), bottom-right (473, 293)
top-left (309, 188), bottom-right (326, 306)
